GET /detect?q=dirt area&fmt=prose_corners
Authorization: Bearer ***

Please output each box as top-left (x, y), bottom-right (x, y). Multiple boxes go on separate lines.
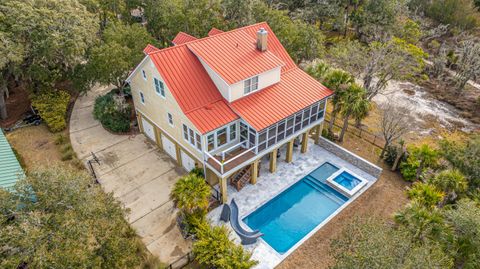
top-left (0, 85), bottom-right (31, 127)
top-left (5, 125), bottom-right (64, 170)
top-left (277, 132), bottom-right (409, 269)
top-left (420, 78), bottom-right (480, 124)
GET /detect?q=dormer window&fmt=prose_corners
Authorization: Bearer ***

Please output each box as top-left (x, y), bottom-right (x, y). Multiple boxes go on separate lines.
top-left (244, 76), bottom-right (259, 94)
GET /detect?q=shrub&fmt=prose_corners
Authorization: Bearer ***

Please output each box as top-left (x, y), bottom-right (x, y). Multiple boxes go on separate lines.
top-left (171, 174), bottom-right (210, 215)
top-left (54, 133), bottom-right (67, 145)
top-left (31, 90), bottom-right (70, 132)
top-left (400, 144), bottom-right (439, 181)
top-left (400, 156), bottom-right (419, 181)
top-left (322, 128), bottom-right (335, 141)
top-left (93, 92), bottom-right (131, 133)
top-left (407, 182), bottom-right (444, 208)
top-left (193, 224), bottom-right (258, 269)
top-left (61, 149), bottom-right (74, 161)
top-left (190, 167), bottom-right (205, 178)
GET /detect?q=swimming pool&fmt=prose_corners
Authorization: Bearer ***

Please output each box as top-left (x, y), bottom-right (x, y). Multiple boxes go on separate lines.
top-left (242, 162), bottom-right (348, 254)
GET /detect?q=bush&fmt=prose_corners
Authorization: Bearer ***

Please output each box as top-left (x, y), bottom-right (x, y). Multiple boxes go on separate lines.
top-left (384, 145), bottom-right (399, 166)
top-left (322, 128), bottom-right (335, 141)
top-left (189, 167), bottom-right (205, 178)
top-left (93, 92), bottom-right (131, 133)
top-left (400, 156), bottom-right (419, 181)
top-left (54, 133), bottom-right (67, 145)
top-left (193, 224), bottom-right (258, 269)
top-left (171, 174), bottom-right (210, 215)
top-left (31, 90), bottom-right (70, 132)
top-left (407, 182), bottom-right (444, 208)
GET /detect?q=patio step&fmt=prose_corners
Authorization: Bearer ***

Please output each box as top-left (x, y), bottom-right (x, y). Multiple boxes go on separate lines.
top-left (303, 177), bottom-right (347, 204)
top-left (230, 165), bottom-right (251, 191)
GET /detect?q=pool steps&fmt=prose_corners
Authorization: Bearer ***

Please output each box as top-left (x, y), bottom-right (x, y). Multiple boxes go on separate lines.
top-left (303, 176), bottom-right (347, 204)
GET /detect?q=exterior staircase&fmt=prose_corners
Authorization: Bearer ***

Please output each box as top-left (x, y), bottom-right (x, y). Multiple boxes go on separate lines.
top-left (229, 165), bottom-right (252, 191)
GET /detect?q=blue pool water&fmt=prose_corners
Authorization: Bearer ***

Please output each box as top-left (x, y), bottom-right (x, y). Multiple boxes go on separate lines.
top-left (243, 162), bottom-right (348, 254)
top-left (333, 171), bottom-right (362, 190)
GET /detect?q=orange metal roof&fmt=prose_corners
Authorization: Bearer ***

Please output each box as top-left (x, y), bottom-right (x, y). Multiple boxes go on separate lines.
top-left (143, 44), bottom-right (160, 54)
top-left (148, 45), bottom-right (238, 134)
top-left (140, 22), bottom-right (331, 134)
top-left (172, 32), bottom-right (197, 45)
top-left (208, 27), bottom-right (224, 36)
top-left (230, 68), bottom-right (333, 131)
top-left (187, 30), bottom-right (285, 84)
top-left (242, 23), bottom-right (297, 72)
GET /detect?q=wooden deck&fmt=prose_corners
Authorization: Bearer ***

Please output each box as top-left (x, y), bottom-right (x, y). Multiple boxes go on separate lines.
top-left (207, 148), bottom-right (256, 175)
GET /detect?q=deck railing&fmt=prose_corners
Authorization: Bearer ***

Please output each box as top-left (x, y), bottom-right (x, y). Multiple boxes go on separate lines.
top-left (205, 142), bottom-right (257, 174)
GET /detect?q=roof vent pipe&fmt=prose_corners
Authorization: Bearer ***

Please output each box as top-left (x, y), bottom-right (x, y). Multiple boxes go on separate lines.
top-left (256, 28), bottom-right (268, 52)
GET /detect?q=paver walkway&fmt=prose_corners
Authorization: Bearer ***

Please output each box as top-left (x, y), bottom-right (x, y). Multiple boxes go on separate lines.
top-left (70, 85), bottom-right (191, 265)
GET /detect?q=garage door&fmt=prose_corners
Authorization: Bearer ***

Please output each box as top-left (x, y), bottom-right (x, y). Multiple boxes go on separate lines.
top-left (181, 151), bottom-right (195, 172)
top-left (141, 118), bottom-right (156, 142)
top-left (161, 135), bottom-right (177, 161)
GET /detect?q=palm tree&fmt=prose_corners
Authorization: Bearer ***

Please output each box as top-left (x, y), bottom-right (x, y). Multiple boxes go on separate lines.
top-left (407, 182), bottom-right (444, 209)
top-left (171, 174), bottom-right (211, 214)
top-left (337, 83), bottom-right (370, 142)
top-left (429, 169), bottom-right (468, 205)
top-left (305, 60), bottom-right (330, 81)
top-left (413, 144), bottom-right (439, 180)
top-left (322, 69), bottom-right (355, 136)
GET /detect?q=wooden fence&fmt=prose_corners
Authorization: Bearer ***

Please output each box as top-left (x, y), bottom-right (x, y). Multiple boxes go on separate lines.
top-left (323, 113), bottom-right (386, 150)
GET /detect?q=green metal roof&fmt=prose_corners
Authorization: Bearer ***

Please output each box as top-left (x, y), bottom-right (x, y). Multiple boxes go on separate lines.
top-left (0, 129), bottom-right (24, 190)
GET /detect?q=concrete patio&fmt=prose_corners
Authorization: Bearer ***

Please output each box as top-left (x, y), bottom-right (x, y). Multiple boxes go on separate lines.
top-left (70, 85), bottom-right (191, 265)
top-left (208, 139), bottom-right (381, 269)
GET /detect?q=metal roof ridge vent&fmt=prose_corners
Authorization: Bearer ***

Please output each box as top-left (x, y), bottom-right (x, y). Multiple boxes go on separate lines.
top-left (256, 28), bottom-right (268, 52)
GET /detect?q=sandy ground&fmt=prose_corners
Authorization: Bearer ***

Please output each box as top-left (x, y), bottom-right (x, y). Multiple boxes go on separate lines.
top-left (5, 125), bottom-right (63, 170)
top-left (277, 132), bottom-right (409, 269)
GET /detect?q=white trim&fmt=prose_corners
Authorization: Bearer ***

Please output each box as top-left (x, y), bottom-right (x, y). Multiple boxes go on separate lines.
top-left (136, 109), bottom-right (200, 161)
top-left (325, 168), bottom-right (368, 197)
top-left (126, 55), bottom-right (149, 83)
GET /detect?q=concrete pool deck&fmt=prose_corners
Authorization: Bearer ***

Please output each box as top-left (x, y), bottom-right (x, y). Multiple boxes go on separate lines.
top-left (207, 139), bottom-right (381, 269)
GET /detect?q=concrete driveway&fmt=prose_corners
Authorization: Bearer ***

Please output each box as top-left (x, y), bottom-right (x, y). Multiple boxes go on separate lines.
top-left (70, 85), bottom-right (191, 264)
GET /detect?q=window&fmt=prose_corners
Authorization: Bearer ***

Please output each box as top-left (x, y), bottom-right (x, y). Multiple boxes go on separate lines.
top-left (229, 123), bottom-right (237, 141)
top-left (154, 78), bottom-right (165, 97)
top-left (183, 125), bottom-right (188, 140)
top-left (207, 134), bottom-right (214, 151)
top-left (216, 128), bottom-right (227, 147)
top-left (140, 91), bottom-right (145, 104)
top-left (182, 124), bottom-right (202, 151)
top-left (142, 70), bottom-right (147, 80)
top-left (167, 113), bottom-right (173, 126)
top-left (243, 76), bottom-right (259, 94)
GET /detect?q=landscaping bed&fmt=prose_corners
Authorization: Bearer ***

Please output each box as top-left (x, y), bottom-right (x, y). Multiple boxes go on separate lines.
top-left (93, 89), bottom-right (134, 134)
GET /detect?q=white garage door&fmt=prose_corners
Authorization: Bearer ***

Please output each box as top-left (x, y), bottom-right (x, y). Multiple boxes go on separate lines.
top-left (161, 135), bottom-right (177, 161)
top-left (141, 118), bottom-right (156, 142)
top-left (181, 151), bottom-right (195, 172)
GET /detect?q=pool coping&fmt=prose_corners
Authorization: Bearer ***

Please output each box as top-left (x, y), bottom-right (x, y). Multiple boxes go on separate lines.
top-left (237, 160), bottom-right (377, 260)
top-left (325, 168), bottom-right (369, 198)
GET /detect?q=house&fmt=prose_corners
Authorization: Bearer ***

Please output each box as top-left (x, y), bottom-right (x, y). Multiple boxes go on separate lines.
top-left (127, 22), bottom-right (333, 203)
top-left (0, 130), bottom-right (24, 190)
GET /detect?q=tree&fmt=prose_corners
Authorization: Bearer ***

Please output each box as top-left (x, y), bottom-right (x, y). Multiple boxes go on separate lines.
top-left (394, 202), bottom-right (450, 244)
top-left (407, 182), bottom-right (444, 209)
top-left (378, 102), bottom-right (411, 158)
top-left (350, 0), bottom-right (406, 42)
top-left (0, 32), bottom-right (24, 119)
top-left (322, 69), bottom-right (355, 136)
top-left (429, 170), bottom-right (468, 205)
top-left (221, 0), bottom-right (254, 27)
top-left (440, 135), bottom-right (480, 188)
top-left (0, 166), bottom-right (149, 268)
top-left (194, 224), bottom-right (258, 269)
top-left (427, 0), bottom-right (480, 30)
top-left (143, 0), bottom-right (224, 45)
top-left (252, 1), bottom-right (325, 63)
top-left (171, 174), bottom-right (211, 215)
top-left (330, 217), bottom-right (454, 269)
top-left (444, 199), bottom-right (480, 268)
top-left (454, 39), bottom-right (480, 91)
top-left (0, 0), bottom-right (98, 91)
top-left (338, 84), bottom-right (370, 142)
top-left (330, 38), bottom-right (428, 101)
top-left (305, 60), bottom-right (331, 81)
top-left (87, 22), bottom-right (154, 93)
top-left (400, 144), bottom-right (439, 181)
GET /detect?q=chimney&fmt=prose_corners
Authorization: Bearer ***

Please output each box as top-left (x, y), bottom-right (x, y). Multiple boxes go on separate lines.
top-left (256, 28), bottom-right (268, 52)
